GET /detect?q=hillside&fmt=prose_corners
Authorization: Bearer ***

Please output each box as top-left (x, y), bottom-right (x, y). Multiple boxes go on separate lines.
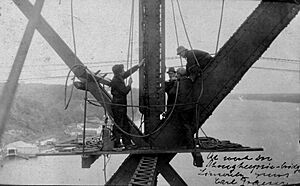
top-left (2, 82), bottom-right (298, 146)
top-left (227, 93), bottom-right (300, 103)
top-left (0, 83), bottom-right (140, 146)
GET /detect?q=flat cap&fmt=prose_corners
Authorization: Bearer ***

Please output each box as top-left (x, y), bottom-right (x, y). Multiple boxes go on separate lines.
top-left (177, 46), bottom-right (187, 55)
top-left (112, 64), bottom-right (124, 75)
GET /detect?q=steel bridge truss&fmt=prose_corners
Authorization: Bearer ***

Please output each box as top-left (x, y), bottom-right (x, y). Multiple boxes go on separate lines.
top-left (4, 0), bottom-right (300, 186)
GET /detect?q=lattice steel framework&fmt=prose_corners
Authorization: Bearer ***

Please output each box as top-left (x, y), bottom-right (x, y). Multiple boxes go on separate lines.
top-left (139, 0), bottom-right (165, 134)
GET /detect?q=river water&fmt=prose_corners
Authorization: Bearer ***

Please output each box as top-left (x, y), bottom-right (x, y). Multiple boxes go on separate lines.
top-left (0, 100), bottom-right (299, 185)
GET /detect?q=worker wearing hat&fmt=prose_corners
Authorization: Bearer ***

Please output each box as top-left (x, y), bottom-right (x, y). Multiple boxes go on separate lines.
top-left (110, 59), bottom-right (145, 150)
top-left (177, 46), bottom-right (213, 82)
top-left (165, 67), bottom-right (177, 111)
top-left (175, 67), bottom-right (195, 148)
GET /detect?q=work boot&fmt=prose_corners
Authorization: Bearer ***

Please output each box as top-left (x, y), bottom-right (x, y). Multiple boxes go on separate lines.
top-left (113, 142), bottom-right (124, 151)
top-left (113, 139), bottom-right (123, 148)
top-left (125, 144), bottom-right (137, 150)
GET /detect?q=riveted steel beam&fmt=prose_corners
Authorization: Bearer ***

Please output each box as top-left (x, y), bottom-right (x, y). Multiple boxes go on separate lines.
top-left (196, 1), bottom-right (300, 128)
top-left (139, 0), bottom-right (165, 134)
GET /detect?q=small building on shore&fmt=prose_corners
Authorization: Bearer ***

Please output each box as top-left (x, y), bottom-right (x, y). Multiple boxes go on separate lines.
top-left (4, 141), bottom-right (39, 155)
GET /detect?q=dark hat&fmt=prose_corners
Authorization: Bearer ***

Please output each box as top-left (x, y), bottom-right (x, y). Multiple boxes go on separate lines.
top-left (177, 46), bottom-right (187, 55)
top-left (167, 67), bottom-right (175, 73)
top-left (112, 64), bottom-right (124, 75)
top-left (176, 67), bottom-right (186, 76)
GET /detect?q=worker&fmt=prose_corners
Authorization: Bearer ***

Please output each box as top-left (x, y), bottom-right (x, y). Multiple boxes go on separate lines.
top-left (110, 59), bottom-right (145, 150)
top-left (175, 67), bottom-right (195, 148)
top-left (176, 46), bottom-right (213, 82)
top-left (165, 67), bottom-right (177, 111)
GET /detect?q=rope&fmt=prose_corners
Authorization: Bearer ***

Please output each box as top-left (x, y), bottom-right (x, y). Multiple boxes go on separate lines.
top-left (70, 0), bottom-right (77, 56)
top-left (64, 65), bottom-right (152, 138)
top-left (139, 114), bottom-right (144, 131)
top-left (103, 155), bottom-right (107, 183)
top-left (126, 0), bottom-right (135, 121)
top-left (175, 0), bottom-right (200, 67)
top-left (215, 0), bottom-right (225, 54)
top-left (84, 68), bottom-right (109, 115)
top-left (87, 97), bottom-right (205, 110)
top-left (103, 155), bottom-right (111, 183)
top-left (82, 69), bottom-right (88, 155)
top-left (87, 99), bottom-right (102, 107)
top-left (197, 137), bottom-right (244, 150)
top-left (64, 64), bottom-right (85, 109)
top-left (171, 0), bottom-right (183, 67)
top-left (127, 0), bottom-right (135, 73)
top-left (64, 68), bottom-right (204, 140)
top-left (195, 74), bottom-right (207, 138)
top-left (64, 0), bottom-right (77, 109)
top-left (175, 0), bottom-right (207, 138)
top-left (299, 57), bottom-right (300, 83)
top-left (144, 80), bottom-right (180, 136)
top-left (80, 69), bottom-right (148, 138)
top-left (64, 68), bottom-right (198, 139)
top-left (196, 0), bottom-right (225, 138)
top-left (100, 80), bottom-right (180, 138)
top-left (64, 64), bottom-right (109, 123)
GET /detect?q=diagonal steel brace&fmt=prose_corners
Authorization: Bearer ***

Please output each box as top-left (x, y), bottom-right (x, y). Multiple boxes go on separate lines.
top-left (13, 0), bottom-right (148, 148)
top-left (0, 0), bottom-right (45, 143)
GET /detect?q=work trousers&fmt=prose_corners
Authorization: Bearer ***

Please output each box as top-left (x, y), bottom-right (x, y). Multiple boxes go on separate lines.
top-left (177, 109), bottom-right (195, 148)
top-left (111, 105), bottom-right (132, 146)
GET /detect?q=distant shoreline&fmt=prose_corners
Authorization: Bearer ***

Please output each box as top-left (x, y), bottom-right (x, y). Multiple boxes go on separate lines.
top-left (227, 93), bottom-right (300, 103)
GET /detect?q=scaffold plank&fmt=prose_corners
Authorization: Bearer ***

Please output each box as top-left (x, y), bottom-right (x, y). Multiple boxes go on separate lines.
top-left (36, 147), bottom-right (263, 157)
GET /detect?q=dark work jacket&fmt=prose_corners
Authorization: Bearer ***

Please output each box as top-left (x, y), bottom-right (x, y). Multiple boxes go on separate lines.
top-left (165, 79), bottom-right (176, 106)
top-left (110, 65), bottom-right (139, 105)
top-left (175, 76), bottom-right (195, 111)
top-left (185, 50), bottom-right (213, 75)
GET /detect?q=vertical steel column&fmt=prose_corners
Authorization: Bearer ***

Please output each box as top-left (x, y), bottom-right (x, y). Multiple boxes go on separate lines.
top-left (139, 0), bottom-right (165, 134)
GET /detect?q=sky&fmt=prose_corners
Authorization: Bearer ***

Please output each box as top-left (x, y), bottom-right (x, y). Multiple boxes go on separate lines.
top-left (0, 0), bottom-right (299, 94)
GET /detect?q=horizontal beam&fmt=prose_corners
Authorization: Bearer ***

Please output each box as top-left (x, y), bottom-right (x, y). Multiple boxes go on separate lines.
top-left (36, 147), bottom-right (263, 156)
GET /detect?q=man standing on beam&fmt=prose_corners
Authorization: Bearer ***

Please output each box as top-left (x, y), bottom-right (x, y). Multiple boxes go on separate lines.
top-left (110, 59), bottom-right (145, 150)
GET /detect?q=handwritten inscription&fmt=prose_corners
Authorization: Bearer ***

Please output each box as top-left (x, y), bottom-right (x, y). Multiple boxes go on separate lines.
top-left (198, 153), bottom-right (300, 185)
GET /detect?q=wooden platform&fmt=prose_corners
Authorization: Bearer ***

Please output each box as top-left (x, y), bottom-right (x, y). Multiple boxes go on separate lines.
top-left (36, 146), bottom-right (263, 156)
